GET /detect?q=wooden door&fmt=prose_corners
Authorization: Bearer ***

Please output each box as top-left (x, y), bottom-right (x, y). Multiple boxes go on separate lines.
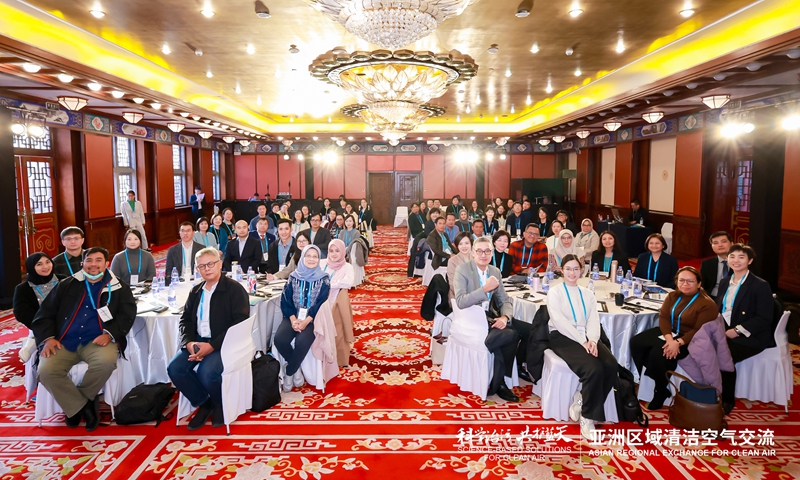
top-left (396, 172), bottom-right (420, 206)
top-left (14, 156), bottom-right (59, 263)
top-left (368, 173), bottom-right (393, 225)
top-left (702, 137), bottom-right (751, 256)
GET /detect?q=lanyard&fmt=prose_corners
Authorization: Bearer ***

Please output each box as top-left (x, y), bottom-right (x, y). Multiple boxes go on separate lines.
top-left (603, 256), bottom-right (612, 273)
top-left (539, 223), bottom-right (547, 236)
top-left (516, 218), bottom-right (521, 232)
top-left (492, 252), bottom-right (505, 273)
top-left (84, 278), bottom-right (111, 310)
top-left (439, 233), bottom-right (450, 250)
top-left (486, 220), bottom-right (495, 234)
top-left (323, 264), bottom-right (333, 279)
top-left (300, 280), bottom-right (311, 308)
top-left (66, 253), bottom-right (75, 275)
top-left (182, 247), bottom-right (187, 268)
top-left (476, 266), bottom-right (492, 300)
top-left (359, 211), bottom-right (364, 223)
top-left (211, 228), bottom-right (220, 244)
top-left (722, 272), bottom-right (748, 313)
top-left (198, 289), bottom-right (206, 322)
top-left (460, 223), bottom-right (469, 232)
top-left (647, 255), bottom-right (660, 281)
top-left (521, 245), bottom-right (534, 266)
top-left (416, 214), bottom-right (423, 224)
top-left (125, 249), bottom-right (142, 275)
top-left (563, 283), bottom-right (587, 324)
top-left (670, 292), bottom-right (700, 334)
top-left (223, 222), bottom-right (234, 236)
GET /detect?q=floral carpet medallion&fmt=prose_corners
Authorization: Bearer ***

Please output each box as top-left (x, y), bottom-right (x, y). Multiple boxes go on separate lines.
top-left (351, 328), bottom-right (430, 366)
top-left (370, 244), bottom-right (409, 257)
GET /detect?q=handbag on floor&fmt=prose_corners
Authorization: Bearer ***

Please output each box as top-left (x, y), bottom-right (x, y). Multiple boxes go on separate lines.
top-left (251, 351), bottom-right (281, 412)
top-left (115, 383), bottom-right (175, 426)
top-left (666, 370), bottom-right (727, 432)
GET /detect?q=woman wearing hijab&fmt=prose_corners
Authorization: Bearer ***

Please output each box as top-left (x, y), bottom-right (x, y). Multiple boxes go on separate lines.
top-left (552, 230), bottom-right (585, 272)
top-left (575, 218), bottom-right (600, 259)
top-left (14, 253), bottom-right (62, 329)
top-left (456, 209), bottom-right (471, 233)
top-left (110, 229), bottom-right (157, 285)
top-left (320, 239), bottom-right (355, 366)
top-left (275, 245), bottom-right (331, 392)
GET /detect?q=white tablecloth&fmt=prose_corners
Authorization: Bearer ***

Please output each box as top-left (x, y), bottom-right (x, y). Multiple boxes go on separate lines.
top-left (507, 277), bottom-right (660, 380)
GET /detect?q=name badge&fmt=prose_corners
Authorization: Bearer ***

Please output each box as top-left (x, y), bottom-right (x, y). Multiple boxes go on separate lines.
top-left (279, 264), bottom-right (286, 271)
top-left (482, 300), bottom-right (490, 311)
top-left (298, 308), bottom-right (308, 320)
top-left (129, 274), bottom-right (139, 286)
top-left (722, 311), bottom-right (732, 325)
top-left (97, 306), bottom-right (113, 323)
top-left (262, 252), bottom-right (269, 263)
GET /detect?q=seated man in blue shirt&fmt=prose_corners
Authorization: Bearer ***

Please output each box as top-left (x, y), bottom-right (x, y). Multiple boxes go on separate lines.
top-left (32, 247), bottom-right (136, 431)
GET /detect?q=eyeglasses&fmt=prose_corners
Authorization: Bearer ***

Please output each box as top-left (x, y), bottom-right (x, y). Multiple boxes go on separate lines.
top-left (677, 279), bottom-right (697, 284)
top-left (563, 267), bottom-right (582, 273)
top-left (474, 249), bottom-right (493, 256)
top-left (196, 260), bottom-right (220, 271)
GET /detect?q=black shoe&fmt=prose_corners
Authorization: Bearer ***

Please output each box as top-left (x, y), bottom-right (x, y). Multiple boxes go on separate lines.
top-left (81, 397), bottom-right (100, 432)
top-left (188, 399), bottom-right (214, 430)
top-left (211, 404), bottom-right (225, 428)
top-left (495, 384), bottom-right (520, 403)
top-left (647, 390), bottom-right (671, 411)
top-left (517, 368), bottom-right (533, 383)
top-left (723, 402), bottom-right (734, 415)
top-left (65, 411), bottom-right (81, 428)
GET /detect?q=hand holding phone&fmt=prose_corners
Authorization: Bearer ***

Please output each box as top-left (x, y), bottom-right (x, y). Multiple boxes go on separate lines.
top-left (193, 344), bottom-right (201, 354)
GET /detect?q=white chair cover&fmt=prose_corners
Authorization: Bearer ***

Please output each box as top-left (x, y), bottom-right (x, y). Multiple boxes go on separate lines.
top-left (271, 342), bottom-right (327, 392)
top-left (421, 259), bottom-right (446, 287)
top-left (534, 349), bottom-right (618, 422)
top-left (394, 206), bottom-right (409, 227)
top-left (429, 296), bottom-right (452, 365)
top-left (177, 314), bottom-right (257, 434)
top-left (441, 300), bottom-right (518, 400)
top-left (661, 222), bottom-right (674, 254)
top-left (349, 243), bottom-right (365, 287)
top-left (407, 238), bottom-right (414, 256)
top-left (105, 317), bottom-right (149, 408)
top-left (636, 364), bottom-right (691, 403)
top-left (734, 311), bottom-right (792, 411)
top-left (35, 362), bottom-right (88, 426)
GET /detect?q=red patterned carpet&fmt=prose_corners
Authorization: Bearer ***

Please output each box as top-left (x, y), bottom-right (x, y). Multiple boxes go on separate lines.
top-left (0, 227), bottom-right (798, 479)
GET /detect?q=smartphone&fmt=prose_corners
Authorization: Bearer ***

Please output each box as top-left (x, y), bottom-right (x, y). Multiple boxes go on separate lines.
top-left (192, 344), bottom-right (200, 354)
top-left (522, 292), bottom-right (531, 299)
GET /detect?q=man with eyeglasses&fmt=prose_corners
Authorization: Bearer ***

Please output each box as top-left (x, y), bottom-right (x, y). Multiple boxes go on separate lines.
top-left (300, 213), bottom-right (331, 259)
top-left (452, 237), bottom-right (520, 403)
top-left (168, 248), bottom-right (250, 430)
top-left (508, 224), bottom-right (549, 275)
top-left (53, 227), bottom-right (87, 277)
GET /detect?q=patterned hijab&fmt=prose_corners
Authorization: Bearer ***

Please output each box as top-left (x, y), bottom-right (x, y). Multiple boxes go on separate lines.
top-left (290, 245), bottom-right (328, 282)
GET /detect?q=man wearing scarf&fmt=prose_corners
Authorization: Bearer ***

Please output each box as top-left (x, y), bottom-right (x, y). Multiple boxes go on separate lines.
top-left (31, 247), bottom-right (136, 431)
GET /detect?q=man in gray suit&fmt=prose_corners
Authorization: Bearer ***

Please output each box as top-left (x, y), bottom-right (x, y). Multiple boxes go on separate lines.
top-left (453, 236), bottom-right (520, 403)
top-left (165, 222), bottom-right (205, 285)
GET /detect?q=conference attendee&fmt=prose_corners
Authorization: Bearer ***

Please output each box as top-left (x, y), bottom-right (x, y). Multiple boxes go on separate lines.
top-left (301, 205), bottom-right (311, 221)
top-left (433, 199), bottom-right (443, 213)
top-left (338, 197), bottom-right (348, 214)
top-left (552, 230), bottom-right (585, 271)
top-left (292, 210), bottom-right (309, 236)
top-left (248, 193), bottom-right (261, 202)
top-left (302, 213), bottom-right (332, 259)
top-left (220, 208), bottom-right (236, 244)
top-left (520, 200), bottom-right (534, 228)
top-left (590, 231), bottom-right (632, 276)
top-left (536, 207), bottom-right (550, 238)
top-left (279, 202), bottom-right (291, 220)
top-left (110, 229), bottom-right (156, 285)
top-left (506, 202), bottom-right (525, 238)
top-left (267, 219), bottom-right (296, 274)
top-left (716, 244), bottom-right (775, 414)
top-left (701, 231), bottom-right (733, 299)
top-left (444, 213), bottom-right (459, 243)
top-left (14, 253), bottom-right (62, 329)
top-left (630, 266), bottom-right (718, 410)
top-left (446, 195), bottom-right (462, 217)
top-left (332, 214), bottom-right (346, 239)
top-left (509, 224), bottom-right (549, 274)
top-left (320, 238), bottom-right (355, 366)
top-left (344, 203), bottom-right (358, 225)
top-left (471, 219), bottom-right (485, 240)
top-left (506, 198), bottom-right (515, 211)
top-left (165, 222), bottom-right (205, 285)
top-left (629, 199), bottom-right (649, 225)
top-left (634, 233), bottom-right (679, 288)
top-left (32, 247), bottom-right (135, 431)
top-left (209, 214), bottom-right (228, 253)
top-left (168, 248), bottom-right (250, 430)
top-left (468, 200), bottom-right (484, 222)
top-left (249, 204), bottom-right (274, 233)
top-left (547, 254), bottom-right (618, 438)
top-left (491, 230), bottom-right (513, 278)
top-left (194, 217), bottom-right (219, 250)
top-left (545, 220), bottom-right (565, 251)
top-left (456, 209), bottom-right (472, 233)
top-left (320, 198), bottom-right (335, 217)
top-left (408, 203), bottom-right (425, 238)
top-left (357, 198), bottom-right (373, 230)
top-left (322, 209), bottom-right (336, 229)
top-left (494, 197), bottom-right (504, 210)
top-left (189, 186), bottom-right (206, 221)
top-left (424, 209), bottom-right (440, 236)
top-left (423, 200), bottom-right (434, 220)
top-left (249, 218), bottom-right (277, 273)
top-left (339, 215), bottom-right (360, 249)
top-left (270, 231), bottom-right (310, 280)
top-left (556, 210), bottom-right (578, 234)
top-left (495, 205), bottom-right (507, 230)
top-left (274, 245), bottom-right (331, 392)
top-left (223, 220), bottom-right (262, 273)
top-left (120, 190), bottom-right (149, 250)
top-left (53, 227), bottom-right (86, 278)
top-left (447, 232), bottom-right (474, 301)
top-left (427, 216), bottom-right (456, 270)
top-left (483, 208), bottom-right (499, 236)
top-left (453, 236), bottom-right (520, 403)
top-left (418, 201), bottom-right (429, 221)
top-left (575, 219), bottom-right (600, 258)
top-left (269, 203), bottom-right (283, 227)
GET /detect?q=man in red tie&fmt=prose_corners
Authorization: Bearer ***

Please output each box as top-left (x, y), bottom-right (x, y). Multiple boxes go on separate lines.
top-left (248, 218), bottom-right (276, 273)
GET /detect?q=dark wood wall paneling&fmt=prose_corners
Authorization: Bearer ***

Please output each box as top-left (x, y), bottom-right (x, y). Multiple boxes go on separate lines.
top-left (0, 108), bottom-right (20, 305)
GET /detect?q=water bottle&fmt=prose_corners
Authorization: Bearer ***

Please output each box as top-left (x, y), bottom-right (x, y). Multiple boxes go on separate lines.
top-left (545, 261), bottom-right (553, 281)
top-left (542, 275), bottom-right (550, 293)
top-left (624, 270), bottom-right (633, 297)
top-left (151, 276), bottom-right (159, 294)
top-left (639, 217), bottom-right (644, 226)
top-left (616, 266), bottom-right (624, 284)
top-left (247, 267), bottom-right (257, 295)
top-left (633, 280), bottom-right (643, 298)
top-left (167, 282), bottom-right (177, 308)
top-left (527, 269), bottom-right (536, 287)
top-left (587, 279), bottom-right (595, 295)
top-left (231, 262), bottom-right (240, 281)
top-left (235, 264), bottom-right (244, 282)
top-left (170, 267), bottom-right (179, 286)
top-left (591, 263), bottom-right (599, 281)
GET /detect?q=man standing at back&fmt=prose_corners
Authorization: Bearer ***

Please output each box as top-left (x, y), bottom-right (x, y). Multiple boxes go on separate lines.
top-left (53, 227), bottom-right (87, 277)
top-left (249, 204), bottom-right (274, 233)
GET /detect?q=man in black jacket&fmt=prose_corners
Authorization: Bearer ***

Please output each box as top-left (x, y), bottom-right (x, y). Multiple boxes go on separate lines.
top-left (407, 203), bottom-right (425, 239)
top-left (628, 199), bottom-right (649, 226)
top-left (426, 216), bottom-right (455, 269)
top-left (32, 247), bottom-right (136, 430)
top-left (267, 219), bottom-right (296, 274)
top-left (700, 231), bottom-right (732, 300)
top-left (423, 208), bottom-right (440, 237)
top-left (301, 213), bottom-right (331, 259)
top-left (168, 248), bottom-right (250, 430)
top-left (223, 220), bottom-right (262, 273)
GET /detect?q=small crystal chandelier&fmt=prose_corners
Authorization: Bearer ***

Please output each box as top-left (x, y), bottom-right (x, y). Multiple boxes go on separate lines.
top-left (302, 0), bottom-right (479, 49)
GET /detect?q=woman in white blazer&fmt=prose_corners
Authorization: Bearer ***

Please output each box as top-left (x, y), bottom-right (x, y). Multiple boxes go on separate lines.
top-left (120, 190), bottom-right (149, 250)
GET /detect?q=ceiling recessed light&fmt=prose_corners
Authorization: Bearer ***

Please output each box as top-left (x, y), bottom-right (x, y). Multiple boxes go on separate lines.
top-left (569, 8), bottom-right (583, 17)
top-left (348, 136), bottom-right (354, 140)
top-left (22, 62), bottom-right (41, 73)
top-left (476, 95), bottom-right (481, 105)
top-left (234, 84), bottom-right (241, 94)
top-left (530, 42), bottom-right (539, 54)
top-left (150, 102), bottom-right (161, 109)
top-left (132, 97), bottom-right (144, 104)
top-left (89, 9), bottom-right (105, 18)
top-left (466, 105), bottom-right (471, 114)
top-left (328, 117), bottom-right (332, 122)
top-left (57, 73), bottom-right (74, 83)
top-left (246, 44), bottom-right (256, 55)
top-left (161, 43), bottom-right (171, 55)
top-left (745, 62), bottom-right (763, 72)
top-left (526, 94), bottom-right (532, 106)
top-left (110, 90), bottom-right (125, 98)
top-left (510, 105), bottom-right (515, 114)
top-left (212, 121), bottom-right (220, 126)
top-left (615, 35), bottom-right (625, 54)
top-left (574, 67), bottom-right (582, 76)
top-left (487, 44), bottom-right (499, 54)
top-left (787, 48), bottom-right (800, 59)
top-left (87, 81), bottom-right (102, 91)
top-left (494, 116), bottom-right (499, 122)
top-left (200, 8), bottom-right (215, 18)
top-left (505, 68), bottom-right (512, 77)
top-left (680, 8), bottom-right (694, 17)
top-left (365, 137), bottom-right (372, 141)
top-left (203, 119), bottom-right (212, 124)
top-left (312, 136), bottom-right (318, 141)
top-left (713, 73), bottom-right (728, 81)
top-left (206, 70), bottom-right (213, 78)
top-left (289, 44), bottom-right (300, 54)
top-left (456, 115), bottom-right (461, 122)
top-left (686, 82), bottom-right (699, 89)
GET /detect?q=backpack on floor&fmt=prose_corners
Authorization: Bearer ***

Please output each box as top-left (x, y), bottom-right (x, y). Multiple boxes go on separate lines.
top-left (615, 366), bottom-right (649, 427)
top-left (251, 351), bottom-right (281, 412)
top-left (114, 382), bottom-right (175, 426)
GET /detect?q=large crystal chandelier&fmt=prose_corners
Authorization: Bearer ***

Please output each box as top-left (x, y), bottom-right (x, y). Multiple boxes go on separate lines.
top-left (302, 0), bottom-right (479, 49)
top-left (343, 104), bottom-right (445, 143)
top-left (311, 49), bottom-right (477, 140)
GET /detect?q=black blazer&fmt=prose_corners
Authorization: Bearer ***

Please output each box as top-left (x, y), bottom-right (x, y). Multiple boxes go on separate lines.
top-left (629, 207), bottom-right (649, 225)
top-left (491, 251), bottom-right (513, 278)
top-left (223, 236), bottom-right (262, 273)
top-left (165, 242), bottom-right (205, 285)
top-left (715, 272), bottom-right (775, 350)
top-left (633, 252), bottom-right (679, 288)
top-left (700, 256), bottom-right (725, 298)
top-left (266, 238), bottom-right (297, 274)
top-left (590, 250), bottom-right (632, 276)
top-left (13, 275), bottom-right (66, 328)
top-left (426, 229), bottom-right (455, 269)
top-left (408, 212), bottom-right (425, 238)
top-left (300, 227), bottom-right (332, 257)
top-left (179, 276), bottom-right (250, 351)
top-left (483, 219), bottom-right (500, 236)
top-left (506, 213), bottom-right (524, 237)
